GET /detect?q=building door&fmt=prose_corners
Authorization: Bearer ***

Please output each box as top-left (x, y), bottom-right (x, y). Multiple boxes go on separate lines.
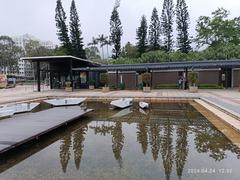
top-left (221, 69), bottom-right (232, 88)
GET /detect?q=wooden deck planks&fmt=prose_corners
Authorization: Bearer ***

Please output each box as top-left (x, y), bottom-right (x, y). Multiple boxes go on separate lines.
top-left (0, 106), bottom-right (92, 154)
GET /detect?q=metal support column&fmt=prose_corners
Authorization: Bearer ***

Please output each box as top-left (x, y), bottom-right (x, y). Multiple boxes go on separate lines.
top-left (185, 68), bottom-right (188, 90)
top-left (36, 61), bottom-right (41, 92)
top-left (116, 70), bottom-right (119, 89)
top-left (70, 59), bottom-right (73, 90)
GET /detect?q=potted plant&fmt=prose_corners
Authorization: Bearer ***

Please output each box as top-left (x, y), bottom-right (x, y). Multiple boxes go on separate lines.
top-left (142, 72), bottom-right (151, 92)
top-left (120, 82), bottom-right (125, 90)
top-left (100, 73), bottom-right (110, 92)
top-left (188, 71), bottom-right (198, 93)
top-left (65, 81), bottom-right (72, 92)
top-left (89, 79), bottom-right (95, 90)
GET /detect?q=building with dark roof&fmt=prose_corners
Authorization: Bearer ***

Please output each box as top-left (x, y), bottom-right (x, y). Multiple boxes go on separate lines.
top-left (22, 56), bottom-right (240, 91)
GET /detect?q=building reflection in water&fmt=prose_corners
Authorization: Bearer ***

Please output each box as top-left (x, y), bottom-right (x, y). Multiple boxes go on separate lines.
top-left (58, 102), bottom-right (240, 179)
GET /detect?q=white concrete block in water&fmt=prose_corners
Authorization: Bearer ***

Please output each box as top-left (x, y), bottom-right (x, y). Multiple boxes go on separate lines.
top-left (43, 98), bottom-right (86, 107)
top-left (110, 98), bottom-right (133, 109)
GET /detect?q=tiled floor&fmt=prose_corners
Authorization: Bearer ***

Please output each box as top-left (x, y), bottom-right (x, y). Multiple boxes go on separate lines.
top-left (0, 86), bottom-right (239, 117)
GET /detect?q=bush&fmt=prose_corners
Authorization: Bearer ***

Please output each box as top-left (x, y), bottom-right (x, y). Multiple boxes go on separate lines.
top-left (188, 71), bottom-right (198, 86)
top-left (89, 79), bottom-right (95, 86)
top-left (142, 72), bottom-right (151, 87)
top-left (100, 73), bottom-right (109, 87)
top-left (65, 81), bottom-right (71, 87)
top-left (120, 82), bottom-right (125, 90)
top-left (138, 83), bottom-right (143, 90)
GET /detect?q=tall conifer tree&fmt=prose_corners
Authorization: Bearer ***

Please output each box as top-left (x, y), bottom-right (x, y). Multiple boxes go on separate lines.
top-left (149, 8), bottom-right (161, 51)
top-left (55, 0), bottom-right (71, 54)
top-left (136, 15), bottom-right (148, 55)
top-left (69, 0), bottom-right (86, 58)
top-left (110, 3), bottom-right (123, 59)
top-left (161, 0), bottom-right (174, 52)
top-left (176, 0), bottom-right (191, 53)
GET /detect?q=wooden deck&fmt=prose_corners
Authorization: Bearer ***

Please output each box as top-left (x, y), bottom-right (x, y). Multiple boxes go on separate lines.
top-left (0, 106), bottom-right (93, 154)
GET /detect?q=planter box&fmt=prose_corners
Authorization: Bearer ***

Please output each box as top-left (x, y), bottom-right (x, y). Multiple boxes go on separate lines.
top-left (89, 85), bottom-right (95, 90)
top-left (65, 87), bottom-right (73, 92)
top-left (189, 86), bottom-right (198, 93)
top-left (143, 86), bottom-right (151, 93)
top-left (102, 86), bottom-right (110, 92)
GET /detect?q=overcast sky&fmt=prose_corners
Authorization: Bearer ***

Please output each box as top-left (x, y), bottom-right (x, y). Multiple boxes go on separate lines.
top-left (0, 0), bottom-right (239, 48)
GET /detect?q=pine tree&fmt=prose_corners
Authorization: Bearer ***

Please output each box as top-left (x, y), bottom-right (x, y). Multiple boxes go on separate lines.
top-left (110, 6), bottom-right (123, 59)
top-left (149, 8), bottom-right (161, 51)
top-left (176, 0), bottom-right (192, 53)
top-left (161, 0), bottom-right (174, 52)
top-left (136, 15), bottom-right (148, 55)
top-left (55, 0), bottom-right (71, 54)
top-left (69, 0), bottom-right (86, 58)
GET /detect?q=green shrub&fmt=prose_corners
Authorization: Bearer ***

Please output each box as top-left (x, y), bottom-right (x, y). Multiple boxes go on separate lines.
top-left (188, 71), bottom-right (198, 86)
top-left (142, 72), bottom-right (151, 87)
top-left (138, 83), bottom-right (143, 90)
top-left (65, 81), bottom-right (71, 87)
top-left (89, 79), bottom-right (95, 86)
top-left (120, 82), bottom-right (125, 90)
top-left (100, 73), bottom-right (109, 87)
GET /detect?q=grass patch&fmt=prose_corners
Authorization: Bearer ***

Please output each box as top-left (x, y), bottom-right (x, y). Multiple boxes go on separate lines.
top-left (155, 84), bottom-right (178, 89)
top-left (198, 84), bottom-right (223, 89)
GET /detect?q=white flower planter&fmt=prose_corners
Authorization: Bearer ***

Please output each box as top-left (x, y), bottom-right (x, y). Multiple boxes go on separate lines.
top-left (189, 86), bottom-right (198, 93)
top-left (89, 85), bottom-right (95, 90)
top-left (102, 86), bottom-right (110, 92)
top-left (65, 87), bottom-right (73, 92)
top-left (143, 86), bottom-right (151, 93)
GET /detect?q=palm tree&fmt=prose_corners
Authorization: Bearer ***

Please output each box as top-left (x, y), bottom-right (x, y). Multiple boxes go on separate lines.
top-left (88, 37), bottom-right (98, 48)
top-left (103, 37), bottom-right (112, 60)
top-left (97, 34), bottom-right (108, 60)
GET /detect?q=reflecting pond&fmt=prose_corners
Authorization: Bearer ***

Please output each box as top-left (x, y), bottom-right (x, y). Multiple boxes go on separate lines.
top-left (0, 102), bottom-right (240, 180)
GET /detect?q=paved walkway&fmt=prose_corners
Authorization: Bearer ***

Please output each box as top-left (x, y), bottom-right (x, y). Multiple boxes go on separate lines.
top-left (0, 85), bottom-right (239, 118)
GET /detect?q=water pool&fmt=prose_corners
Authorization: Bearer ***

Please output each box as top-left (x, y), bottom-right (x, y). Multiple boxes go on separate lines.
top-left (0, 102), bottom-right (239, 180)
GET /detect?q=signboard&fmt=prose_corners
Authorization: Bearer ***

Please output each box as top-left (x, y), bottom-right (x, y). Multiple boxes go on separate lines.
top-left (0, 74), bottom-right (7, 88)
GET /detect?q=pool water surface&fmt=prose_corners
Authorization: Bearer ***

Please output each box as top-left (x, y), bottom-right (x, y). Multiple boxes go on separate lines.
top-left (0, 102), bottom-right (239, 180)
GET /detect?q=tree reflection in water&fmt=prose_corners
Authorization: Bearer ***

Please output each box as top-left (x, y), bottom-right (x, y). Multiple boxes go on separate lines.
top-left (175, 124), bottom-right (188, 179)
top-left (194, 126), bottom-right (240, 161)
top-left (57, 102), bottom-right (240, 178)
top-left (59, 135), bottom-right (72, 173)
top-left (111, 121), bottom-right (125, 168)
top-left (73, 125), bottom-right (88, 170)
top-left (149, 123), bottom-right (161, 161)
top-left (136, 122), bottom-right (149, 154)
top-left (160, 122), bottom-right (174, 180)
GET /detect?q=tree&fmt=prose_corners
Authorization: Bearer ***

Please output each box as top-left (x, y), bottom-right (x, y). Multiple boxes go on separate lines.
top-left (110, 4), bottom-right (123, 59)
top-left (121, 42), bottom-right (139, 58)
top-left (24, 40), bottom-right (54, 57)
top-left (69, 0), bottom-right (86, 58)
top-left (161, 0), bottom-right (174, 52)
top-left (136, 15), bottom-right (148, 55)
top-left (195, 8), bottom-right (240, 48)
top-left (85, 47), bottom-right (101, 60)
top-left (88, 37), bottom-right (98, 48)
top-left (55, 0), bottom-right (71, 54)
top-left (103, 37), bottom-right (112, 59)
top-left (149, 8), bottom-right (161, 51)
top-left (176, 0), bottom-right (192, 53)
top-left (0, 36), bottom-right (23, 74)
top-left (97, 34), bottom-right (108, 59)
